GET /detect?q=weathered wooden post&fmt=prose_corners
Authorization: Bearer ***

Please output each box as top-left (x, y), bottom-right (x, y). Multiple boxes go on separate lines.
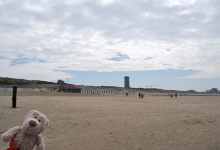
top-left (12, 86), bottom-right (17, 108)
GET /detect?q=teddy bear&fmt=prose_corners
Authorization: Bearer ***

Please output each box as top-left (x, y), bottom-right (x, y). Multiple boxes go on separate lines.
top-left (1, 110), bottom-right (49, 150)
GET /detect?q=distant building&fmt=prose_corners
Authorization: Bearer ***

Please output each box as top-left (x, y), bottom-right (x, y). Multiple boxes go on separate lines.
top-left (57, 79), bottom-right (65, 84)
top-left (59, 84), bottom-right (81, 93)
top-left (124, 76), bottom-right (130, 88)
top-left (186, 90), bottom-right (197, 93)
top-left (206, 88), bottom-right (219, 94)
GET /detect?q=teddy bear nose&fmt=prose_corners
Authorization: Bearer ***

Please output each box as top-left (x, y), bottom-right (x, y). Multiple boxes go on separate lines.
top-left (29, 120), bottom-right (37, 127)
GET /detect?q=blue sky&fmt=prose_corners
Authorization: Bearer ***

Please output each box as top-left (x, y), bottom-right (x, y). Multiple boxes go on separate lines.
top-left (58, 70), bottom-right (220, 91)
top-left (0, 0), bottom-right (220, 92)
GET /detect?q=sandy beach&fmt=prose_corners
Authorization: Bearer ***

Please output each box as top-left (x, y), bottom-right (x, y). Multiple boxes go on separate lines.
top-left (0, 93), bottom-right (220, 150)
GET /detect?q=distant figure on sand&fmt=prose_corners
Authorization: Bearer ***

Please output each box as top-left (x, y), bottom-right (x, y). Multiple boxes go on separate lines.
top-left (175, 93), bottom-right (177, 98)
top-left (170, 93), bottom-right (173, 98)
top-left (139, 93), bottom-right (144, 99)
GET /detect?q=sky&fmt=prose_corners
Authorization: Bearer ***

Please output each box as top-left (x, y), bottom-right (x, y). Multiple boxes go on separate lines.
top-left (0, 0), bottom-right (220, 92)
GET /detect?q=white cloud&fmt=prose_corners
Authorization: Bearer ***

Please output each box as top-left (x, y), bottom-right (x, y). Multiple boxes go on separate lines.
top-left (166, 0), bottom-right (198, 7)
top-left (0, 0), bottom-right (220, 81)
top-left (100, 0), bottom-right (116, 5)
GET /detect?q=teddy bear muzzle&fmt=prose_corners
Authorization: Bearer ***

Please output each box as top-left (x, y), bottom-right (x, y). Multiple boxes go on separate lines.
top-left (29, 120), bottom-right (37, 127)
top-left (23, 118), bottom-right (41, 135)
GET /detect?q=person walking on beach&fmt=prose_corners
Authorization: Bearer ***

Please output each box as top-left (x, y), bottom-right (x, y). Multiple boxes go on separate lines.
top-left (170, 93), bottom-right (173, 98)
top-left (175, 93), bottom-right (177, 98)
top-left (139, 93), bottom-right (144, 99)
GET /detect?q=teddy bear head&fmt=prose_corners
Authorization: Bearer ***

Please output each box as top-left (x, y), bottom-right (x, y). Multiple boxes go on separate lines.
top-left (22, 110), bottom-right (49, 135)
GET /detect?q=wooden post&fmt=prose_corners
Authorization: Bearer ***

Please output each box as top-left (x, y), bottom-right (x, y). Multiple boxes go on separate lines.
top-left (12, 86), bottom-right (17, 108)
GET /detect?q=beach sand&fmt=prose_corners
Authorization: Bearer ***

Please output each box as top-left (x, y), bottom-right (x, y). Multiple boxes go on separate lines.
top-left (0, 93), bottom-right (220, 150)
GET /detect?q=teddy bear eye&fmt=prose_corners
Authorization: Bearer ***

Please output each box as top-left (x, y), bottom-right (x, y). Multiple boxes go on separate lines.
top-left (34, 117), bottom-right (37, 119)
top-left (39, 120), bottom-right (41, 122)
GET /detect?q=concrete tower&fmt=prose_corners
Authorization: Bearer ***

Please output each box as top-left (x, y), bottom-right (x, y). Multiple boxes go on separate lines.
top-left (124, 76), bottom-right (130, 88)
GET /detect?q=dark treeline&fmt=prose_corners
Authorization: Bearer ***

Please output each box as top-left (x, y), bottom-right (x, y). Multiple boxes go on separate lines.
top-left (0, 77), bottom-right (55, 85)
